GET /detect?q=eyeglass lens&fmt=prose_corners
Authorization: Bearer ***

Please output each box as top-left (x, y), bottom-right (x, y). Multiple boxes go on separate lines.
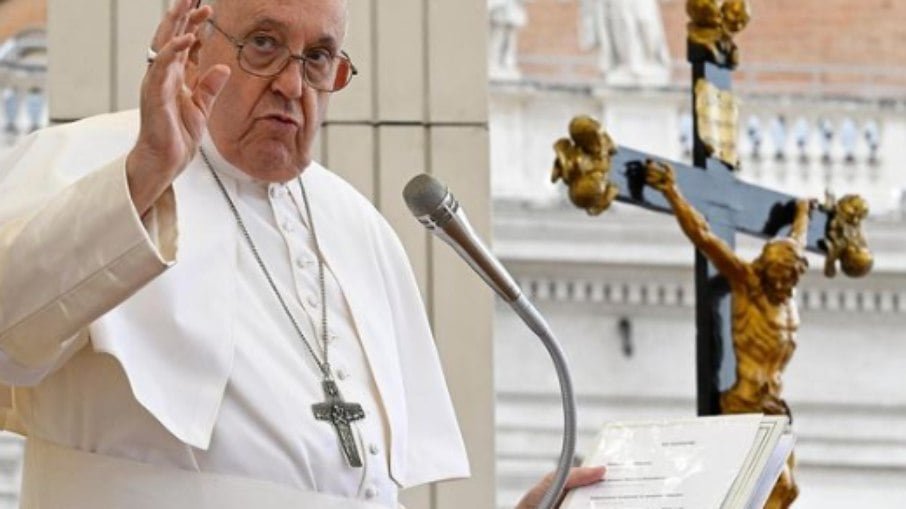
top-left (239, 44), bottom-right (353, 91)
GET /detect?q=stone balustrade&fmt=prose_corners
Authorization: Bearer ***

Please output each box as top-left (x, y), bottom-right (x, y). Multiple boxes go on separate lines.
top-left (490, 81), bottom-right (906, 217)
top-left (0, 28), bottom-right (47, 148)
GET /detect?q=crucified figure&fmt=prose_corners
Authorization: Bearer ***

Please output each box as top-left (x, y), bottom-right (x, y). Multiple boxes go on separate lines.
top-left (646, 160), bottom-right (813, 508)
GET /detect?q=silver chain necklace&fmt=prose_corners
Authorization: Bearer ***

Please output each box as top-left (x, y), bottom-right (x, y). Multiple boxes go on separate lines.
top-left (201, 148), bottom-right (366, 468)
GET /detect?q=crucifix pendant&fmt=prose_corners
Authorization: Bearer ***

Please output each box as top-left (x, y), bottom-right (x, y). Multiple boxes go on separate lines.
top-left (312, 379), bottom-right (366, 468)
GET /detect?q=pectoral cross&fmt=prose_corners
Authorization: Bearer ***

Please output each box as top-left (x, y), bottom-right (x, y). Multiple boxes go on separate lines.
top-left (312, 379), bottom-right (366, 467)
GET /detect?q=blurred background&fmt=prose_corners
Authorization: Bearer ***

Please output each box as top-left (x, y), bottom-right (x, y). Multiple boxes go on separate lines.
top-left (489, 1), bottom-right (906, 508)
top-left (0, 1), bottom-right (46, 506)
top-left (0, 0), bottom-right (47, 151)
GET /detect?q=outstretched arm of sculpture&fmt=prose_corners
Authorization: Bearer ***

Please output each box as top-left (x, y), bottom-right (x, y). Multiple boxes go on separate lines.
top-left (789, 199), bottom-right (812, 249)
top-left (645, 160), bottom-right (748, 280)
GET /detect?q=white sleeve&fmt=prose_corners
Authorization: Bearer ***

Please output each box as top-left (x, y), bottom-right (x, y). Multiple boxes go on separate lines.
top-left (0, 155), bottom-right (177, 383)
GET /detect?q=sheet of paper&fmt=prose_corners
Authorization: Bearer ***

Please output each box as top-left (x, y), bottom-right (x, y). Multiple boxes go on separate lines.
top-left (723, 416), bottom-right (790, 508)
top-left (562, 415), bottom-right (764, 509)
top-left (746, 433), bottom-right (795, 509)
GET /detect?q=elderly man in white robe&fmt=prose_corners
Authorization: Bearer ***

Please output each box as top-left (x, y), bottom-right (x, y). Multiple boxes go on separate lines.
top-left (0, 0), bottom-right (603, 508)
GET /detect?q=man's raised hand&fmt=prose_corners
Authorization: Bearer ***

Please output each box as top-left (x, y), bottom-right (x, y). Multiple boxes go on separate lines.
top-left (126, 0), bottom-right (231, 216)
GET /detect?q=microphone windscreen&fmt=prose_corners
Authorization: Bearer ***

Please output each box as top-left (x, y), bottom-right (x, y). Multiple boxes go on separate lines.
top-left (403, 174), bottom-right (448, 217)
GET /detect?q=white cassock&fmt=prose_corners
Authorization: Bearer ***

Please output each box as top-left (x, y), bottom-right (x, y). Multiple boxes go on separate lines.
top-left (0, 110), bottom-right (470, 508)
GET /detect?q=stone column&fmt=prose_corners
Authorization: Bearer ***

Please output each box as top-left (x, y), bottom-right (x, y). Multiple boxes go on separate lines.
top-left (326, 1), bottom-right (493, 507)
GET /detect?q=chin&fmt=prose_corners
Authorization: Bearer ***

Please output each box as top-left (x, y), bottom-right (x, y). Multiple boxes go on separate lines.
top-left (247, 145), bottom-right (309, 182)
top-left (263, 165), bottom-right (305, 183)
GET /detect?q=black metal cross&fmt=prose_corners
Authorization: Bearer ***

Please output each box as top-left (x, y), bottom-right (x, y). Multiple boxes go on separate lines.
top-left (312, 379), bottom-right (366, 467)
top-left (604, 61), bottom-right (831, 416)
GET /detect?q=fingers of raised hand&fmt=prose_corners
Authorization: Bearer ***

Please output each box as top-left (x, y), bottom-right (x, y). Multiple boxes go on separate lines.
top-left (139, 33), bottom-right (199, 127)
top-left (191, 64), bottom-right (231, 118)
top-left (184, 5), bottom-right (213, 40)
top-left (150, 0), bottom-right (211, 58)
top-left (146, 33), bottom-right (196, 81)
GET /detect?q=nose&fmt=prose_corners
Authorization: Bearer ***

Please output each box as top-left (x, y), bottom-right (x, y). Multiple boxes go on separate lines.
top-left (270, 58), bottom-right (307, 99)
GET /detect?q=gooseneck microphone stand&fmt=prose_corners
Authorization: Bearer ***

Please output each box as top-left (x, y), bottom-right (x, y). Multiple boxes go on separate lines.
top-left (404, 174), bottom-right (576, 509)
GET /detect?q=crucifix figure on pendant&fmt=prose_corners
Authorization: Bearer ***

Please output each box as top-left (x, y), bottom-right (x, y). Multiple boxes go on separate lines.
top-left (312, 379), bottom-right (366, 467)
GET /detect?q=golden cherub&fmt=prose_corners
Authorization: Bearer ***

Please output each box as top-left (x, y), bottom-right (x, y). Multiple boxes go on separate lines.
top-left (822, 193), bottom-right (873, 278)
top-left (551, 115), bottom-right (619, 215)
top-left (686, 0), bottom-right (751, 68)
top-left (646, 159), bottom-right (808, 509)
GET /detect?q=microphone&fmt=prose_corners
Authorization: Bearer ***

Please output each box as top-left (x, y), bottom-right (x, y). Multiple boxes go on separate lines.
top-left (402, 174), bottom-right (522, 303)
top-left (403, 174), bottom-right (577, 509)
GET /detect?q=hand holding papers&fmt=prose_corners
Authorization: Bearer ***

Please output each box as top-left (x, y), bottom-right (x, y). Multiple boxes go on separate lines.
top-left (562, 414), bottom-right (794, 509)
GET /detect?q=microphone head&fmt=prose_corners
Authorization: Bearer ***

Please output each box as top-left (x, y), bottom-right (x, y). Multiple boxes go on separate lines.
top-left (403, 174), bottom-right (449, 218)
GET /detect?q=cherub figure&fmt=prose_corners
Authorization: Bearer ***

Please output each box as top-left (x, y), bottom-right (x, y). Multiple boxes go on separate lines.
top-left (646, 159), bottom-right (809, 508)
top-left (686, 0), bottom-right (751, 68)
top-left (822, 192), bottom-right (873, 278)
top-left (686, 0), bottom-right (723, 45)
top-left (551, 115), bottom-right (619, 215)
top-left (721, 0), bottom-right (751, 32)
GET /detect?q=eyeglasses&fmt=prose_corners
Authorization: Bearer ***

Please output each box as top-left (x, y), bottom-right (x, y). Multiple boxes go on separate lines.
top-left (206, 19), bottom-right (357, 93)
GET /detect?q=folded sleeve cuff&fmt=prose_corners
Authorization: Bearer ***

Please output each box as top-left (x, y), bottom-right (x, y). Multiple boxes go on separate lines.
top-left (0, 155), bottom-right (178, 369)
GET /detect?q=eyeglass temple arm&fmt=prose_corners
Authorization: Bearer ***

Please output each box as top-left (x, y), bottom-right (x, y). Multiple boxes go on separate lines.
top-left (339, 51), bottom-right (359, 76)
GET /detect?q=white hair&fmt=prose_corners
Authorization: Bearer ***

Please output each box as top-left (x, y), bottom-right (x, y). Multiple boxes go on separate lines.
top-left (200, 0), bottom-right (349, 18)
top-left (198, 0), bottom-right (349, 39)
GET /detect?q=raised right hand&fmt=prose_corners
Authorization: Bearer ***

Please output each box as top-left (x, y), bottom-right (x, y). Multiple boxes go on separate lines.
top-left (126, 0), bottom-right (231, 216)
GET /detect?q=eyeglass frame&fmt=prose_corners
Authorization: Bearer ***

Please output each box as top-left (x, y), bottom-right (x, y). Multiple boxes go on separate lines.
top-left (204, 18), bottom-right (358, 93)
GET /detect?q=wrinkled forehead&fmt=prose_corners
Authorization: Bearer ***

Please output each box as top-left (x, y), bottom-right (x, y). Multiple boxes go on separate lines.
top-left (206, 0), bottom-right (348, 41)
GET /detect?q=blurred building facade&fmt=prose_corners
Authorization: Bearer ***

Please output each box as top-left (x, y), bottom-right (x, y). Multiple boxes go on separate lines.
top-left (0, 0), bottom-right (47, 151)
top-left (0, 2), bottom-right (48, 508)
top-left (490, 1), bottom-right (906, 507)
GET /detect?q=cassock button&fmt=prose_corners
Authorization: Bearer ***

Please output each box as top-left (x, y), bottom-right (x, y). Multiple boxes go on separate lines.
top-left (282, 219), bottom-right (295, 233)
top-left (363, 486), bottom-right (378, 499)
top-left (368, 443), bottom-right (380, 456)
top-left (335, 368), bottom-right (349, 381)
top-left (295, 256), bottom-right (311, 269)
top-left (307, 294), bottom-right (319, 307)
